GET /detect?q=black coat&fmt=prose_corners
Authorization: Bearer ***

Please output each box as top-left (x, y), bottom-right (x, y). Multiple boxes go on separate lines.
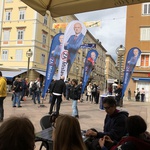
top-left (115, 87), bottom-right (122, 100)
top-left (52, 79), bottom-right (66, 97)
top-left (69, 85), bottom-right (80, 100)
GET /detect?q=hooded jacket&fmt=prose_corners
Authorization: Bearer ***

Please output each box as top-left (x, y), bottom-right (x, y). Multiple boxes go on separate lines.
top-left (0, 77), bottom-right (7, 97)
top-left (97, 110), bottom-right (129, 142)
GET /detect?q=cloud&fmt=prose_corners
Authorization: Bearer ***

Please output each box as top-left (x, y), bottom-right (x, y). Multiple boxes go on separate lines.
top-left (75, 6), bottom-right (126, 60)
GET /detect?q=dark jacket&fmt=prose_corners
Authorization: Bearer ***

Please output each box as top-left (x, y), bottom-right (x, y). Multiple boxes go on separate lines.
top-left (97, 110), bottom-right (129, 142)
top-left (49, 80), bottom-right (55, 93)
top-left (13, 81), bottom-right (22, 92)
top-left (69, 85), bottom-right (80, 100)
top-left (114, 88), bottom-right (122, 100)
top-left (52, 79), bottom-right (66, 97)
top-left (110, 135), bottom-right (150, 150)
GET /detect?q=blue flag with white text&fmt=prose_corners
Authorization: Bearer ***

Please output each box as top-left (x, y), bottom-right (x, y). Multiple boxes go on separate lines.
top-left (81, 49), bottom-right (99, 93)
top-left (42, 33), bottom-right (64, 98)
top-left (121, 47), bottom-right (141, 97)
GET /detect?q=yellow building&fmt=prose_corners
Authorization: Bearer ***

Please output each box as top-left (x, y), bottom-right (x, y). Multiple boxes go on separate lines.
top-left (0, 0), bottom-right (4, 46)
top-left (0, 0), bottom-right (107, 91)
top-left (105, 54), bottom-right (119, 80)
top-left (125, 2), bottom-right (150, 101)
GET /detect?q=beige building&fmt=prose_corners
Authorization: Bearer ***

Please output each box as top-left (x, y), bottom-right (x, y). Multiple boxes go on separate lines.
top-left (0, 0), bottom-right (4, 46)
top-left (105, 54), bottom-right (119, 92)
top-left (0, 0), bottom-right (106, 91)
top-left (105, 54), bottom-right (119, 80)
top-left (125, 2), bottom-right (150, 101)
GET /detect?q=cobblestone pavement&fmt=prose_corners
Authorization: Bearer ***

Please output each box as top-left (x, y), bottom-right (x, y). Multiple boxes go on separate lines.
top-left (1, 93), bottom-right (150, 149)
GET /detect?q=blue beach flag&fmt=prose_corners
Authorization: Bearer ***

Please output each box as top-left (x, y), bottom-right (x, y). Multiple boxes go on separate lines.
top-left (81, 49), bottom-right (99, 93)
top-left (42, 33), bottom-right (64, 98)
top-left (121, 47), bottom-right (141, 97)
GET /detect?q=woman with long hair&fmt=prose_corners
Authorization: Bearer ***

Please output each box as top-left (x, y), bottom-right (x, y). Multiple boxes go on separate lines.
top-left (53, 115), bottom-right (86, 150)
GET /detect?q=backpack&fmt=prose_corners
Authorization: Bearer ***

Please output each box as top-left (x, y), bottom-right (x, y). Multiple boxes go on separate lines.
top-left (31, 82), bottom-right (38, 91)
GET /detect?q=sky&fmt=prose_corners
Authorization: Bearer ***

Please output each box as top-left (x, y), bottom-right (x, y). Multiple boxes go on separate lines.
top-left (75, 6), bottom-right (127, 60)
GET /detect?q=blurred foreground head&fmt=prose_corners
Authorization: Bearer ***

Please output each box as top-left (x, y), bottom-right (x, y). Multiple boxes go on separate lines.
top-left (127, 115), bottom-right (147, 136)
top-left (53, 114), bottom-right (86, 150)
top-left (0, 116), bottom-right (35, 150)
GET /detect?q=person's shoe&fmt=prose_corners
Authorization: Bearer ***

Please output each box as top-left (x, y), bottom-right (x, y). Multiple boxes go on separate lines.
top-left (75, 115), bottom-right (79, 118)
top-left (13, 105), bottom-right (16, 107)
top-left (18, 106), bottom-right (22, 108)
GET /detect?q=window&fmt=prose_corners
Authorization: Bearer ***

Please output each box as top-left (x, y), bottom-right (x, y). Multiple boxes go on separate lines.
top-left (16, 50), bottom-right (22, 61)
top-left (141, 55), bottom-right (149, 67)
top-left (3, 30), bottom-right (10, 44)
top-left (17, 30), bottom-right (24, 40)
top-left (66, 16), bottom-right (69, 22)
top-left (2, 50), bottom-right (8, 60)
top-left (42, 34), bottom-right (46, 44)
top-left (17, 28), bottom-right (25, 44)
top-left (142, 3), bottom-right (150, 15)
top-left (76, 53), bottom-right (80, 61)
top-left (41, 54), bottom-right (45, 64)
top-left (42, 30), bottom-right (47, 48)
top-left (6, 0), bottom-right (12, 2)
top-left (19, 10), bottom-right (25, 20)
top-left (5, 12), bottom-right (11, 21)
top-left (44, 15), bottom-right (48, 25)
top-left (140, 27), bottom-right (150, 41)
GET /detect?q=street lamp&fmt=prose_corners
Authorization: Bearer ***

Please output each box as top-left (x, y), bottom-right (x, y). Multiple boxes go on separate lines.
top-left (116, 45), bottom-right (125, 84)
top-left (76, 66), bottom-right (79, 79)
top-left (26, 49), bottom-right (33, 78)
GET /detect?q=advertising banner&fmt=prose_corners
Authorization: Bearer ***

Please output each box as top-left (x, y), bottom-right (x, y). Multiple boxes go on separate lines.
top-left (122, 47), bottom-right (141, 97)
top-left (81, 49), bottom-right (99, 93)
top-left (42, 33), bottom-right (64, 98)
top-left (57, 20), bottom-right (87, 80)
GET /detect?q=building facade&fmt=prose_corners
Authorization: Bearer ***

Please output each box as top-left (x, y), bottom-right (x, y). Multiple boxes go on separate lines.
top-left (125, 2), bottom-right (150, 101)
top-left (0, 0), bottom-right (107, 91)
top-left (105, 54), bottom-right (119, 80)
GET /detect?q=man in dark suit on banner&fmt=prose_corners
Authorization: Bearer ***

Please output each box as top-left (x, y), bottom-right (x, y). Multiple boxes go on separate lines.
top-left (126, 48), bottom-right (139, 72)
top-left (64, 22), bottom-right (84, 74)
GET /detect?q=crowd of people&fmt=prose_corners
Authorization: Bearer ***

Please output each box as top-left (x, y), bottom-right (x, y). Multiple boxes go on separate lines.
top-left (0, 97), bottom-right (150, 150)
top-left (0, 70), bottom-right (149, 150)
top-left (48, 77), bottom-right (100, 119)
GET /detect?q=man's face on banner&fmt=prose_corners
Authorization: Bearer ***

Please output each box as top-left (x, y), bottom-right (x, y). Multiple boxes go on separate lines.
top-left (74, 23), bottom-right (82, 34)
top-left (91, 52), bottom-right (96, 60)
top-left (133, 49), bottom-right (139, 57)
top-left (59, 35), bottom-right (64, 44)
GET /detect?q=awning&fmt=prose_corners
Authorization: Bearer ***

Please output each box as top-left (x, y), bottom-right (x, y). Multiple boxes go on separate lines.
top-left (35, 70), bottom-right (46, 76)
top-left (21, 0), bottom-right (150, 17)
top-left (132, 77), bottom-right (150, 82)
top-left (0, 66), bottom-right (20, 71)
top-left (2, 69), bottom-right (27, 81)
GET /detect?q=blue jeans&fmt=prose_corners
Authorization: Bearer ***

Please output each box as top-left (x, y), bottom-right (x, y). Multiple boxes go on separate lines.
top-left (13, 92), bottom-right (21, 106)
top-left (72, 100), bottom-right (78, 116)
top-left (33, 91), bottom-right (40, 104)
